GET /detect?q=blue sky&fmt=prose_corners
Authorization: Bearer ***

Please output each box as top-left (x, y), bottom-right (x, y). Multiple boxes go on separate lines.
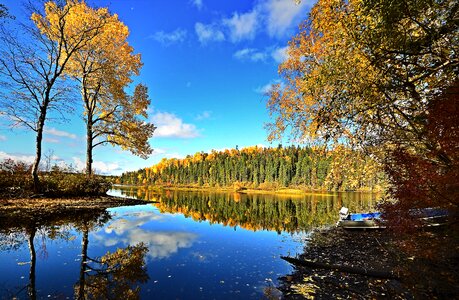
top-left (0, 0), bottom-right (313, 175)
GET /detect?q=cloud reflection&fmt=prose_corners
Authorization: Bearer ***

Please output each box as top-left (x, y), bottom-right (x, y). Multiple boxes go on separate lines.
top-left (94, 210), bottom-right (197, 260)
top-left (127, 229), bottom-right (197, 259)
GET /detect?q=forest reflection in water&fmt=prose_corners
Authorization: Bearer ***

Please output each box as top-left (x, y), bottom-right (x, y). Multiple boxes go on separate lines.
top-left (0, 189), bottom-right (380, 299)
top-left (114, 187), bottom-right (380, 233)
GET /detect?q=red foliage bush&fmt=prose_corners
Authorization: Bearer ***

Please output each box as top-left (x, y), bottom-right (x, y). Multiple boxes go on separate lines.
top-left (382, 80), bottom-right (459, 231)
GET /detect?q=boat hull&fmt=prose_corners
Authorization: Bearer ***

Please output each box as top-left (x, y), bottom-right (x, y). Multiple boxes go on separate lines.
top-left (337, 207), bottom-right (449, 230)
top-left (338, 219), bottom-right (385, 229)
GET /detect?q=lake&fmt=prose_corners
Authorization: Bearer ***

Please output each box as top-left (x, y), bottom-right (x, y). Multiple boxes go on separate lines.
top-left (0, 188), bottom-right (379, 299)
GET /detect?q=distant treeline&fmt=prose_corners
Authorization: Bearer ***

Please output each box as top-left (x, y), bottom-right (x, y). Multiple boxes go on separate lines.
top-left (119, 145), bottom-right (386, 191)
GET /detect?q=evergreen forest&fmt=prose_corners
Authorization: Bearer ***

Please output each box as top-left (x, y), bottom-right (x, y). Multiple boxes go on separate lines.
top-left (119, 145), bottom-right (385, 191)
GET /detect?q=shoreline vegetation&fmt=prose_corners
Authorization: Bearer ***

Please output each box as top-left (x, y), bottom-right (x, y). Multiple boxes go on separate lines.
top-left (114, 183), bottom-right (379, 197)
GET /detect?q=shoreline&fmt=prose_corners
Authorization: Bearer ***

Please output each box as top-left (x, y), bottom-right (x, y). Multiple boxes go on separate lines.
top-left (279, 226), bottom-right (459, 299)
top-left (0, 194), bottom-right (149, 214)
top-left (115, 184), bottom-right (382, 197)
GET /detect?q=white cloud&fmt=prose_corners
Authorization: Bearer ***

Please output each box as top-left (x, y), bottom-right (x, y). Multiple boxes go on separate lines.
top-left (0, 135), bottom-right (6, 141)
top-left (223, 10), bottom-right (258, 42)
top-left (152, 148), bottom-right (167, 155)
top-left (255, 83), bottom-right (275, 95)
top-left (150, 147), bottom-right (184, 159)
top-left (255, 79), bottom-right (283, 94)
top-left (44, 127), bottom-right (77, 139)
top-left (150, 28), bottom-right (187, 46)
top-left (271, 45), bottom-right (289, 63)
top-left (263, 0), bottom-right (310, 37)
top-left (93, 161), bottom-right (122, 174)
top-left (72, 157), bottom-right (86, 170)
top-left (195, 111), bottom-right (212, 121)
top-left (195, 22), bottom-right (225, 44)
top-left (0, 151), bottom-right (35, 164)
top-left (234, 45), bottom-right (290, 63)
top-left (72, 157), bottom-right (122, 175)
top-left (233, 48), bottom-right (267, 62)
top-left (191, 0), bottom-right (203, 10)
top-left (192, 0), bottom-right (310, 45)
top-left (44, 137), bottom-right (60, 144)
top-left (149, 148), bottom-right (185, 159)
top-left (152, 112), bottom-right (200, 138)
top-left (165, 152), bottom-right (185, 159)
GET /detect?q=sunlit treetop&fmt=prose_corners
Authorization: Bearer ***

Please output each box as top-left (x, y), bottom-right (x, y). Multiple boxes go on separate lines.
top-left (32, 0), bottom-right (141, 87)
top-left (267, 0), bottom-right (458, 155)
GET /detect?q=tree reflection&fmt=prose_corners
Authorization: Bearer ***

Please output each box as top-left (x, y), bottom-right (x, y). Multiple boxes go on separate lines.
top-left (25, 225), bottom-right (37, 300)
top-left (118, 188), bottom-right (379, 233)
top-left (0, 209), bottom-right (110, 299)
top-left (75, 239), bottom-right (149, 300)
top-left (71, 209), bottom-right (149, 300)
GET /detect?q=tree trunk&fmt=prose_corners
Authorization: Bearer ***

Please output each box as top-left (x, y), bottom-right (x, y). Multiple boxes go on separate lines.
top-left (86, 116), bottom-right (93, 177)
top-left (31, 109), bottom-right (47, 192)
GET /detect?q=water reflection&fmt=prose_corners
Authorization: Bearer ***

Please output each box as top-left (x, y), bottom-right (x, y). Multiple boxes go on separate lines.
top-left (26, 225), bottom-right (36, 300)
top-left (94, 211), bottom-right (198, 259)
top-left (0, 189), bottom-right (381, 299)
top-left (115, 187), bottom-right (379, 233)
top-left (0, 209), bottom-right (149, 299)
top-left (76, 241), bottom-right (149, 299)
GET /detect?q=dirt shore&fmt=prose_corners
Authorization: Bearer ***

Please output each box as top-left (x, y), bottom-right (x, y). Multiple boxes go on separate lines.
top-left (0, 195), bottom-right (148, 214)
top-left (278, 226), bottom-right (459, 299)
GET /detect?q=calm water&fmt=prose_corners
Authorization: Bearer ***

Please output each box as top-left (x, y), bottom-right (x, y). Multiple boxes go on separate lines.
top-left (0, 188), bottom-right (379, 299)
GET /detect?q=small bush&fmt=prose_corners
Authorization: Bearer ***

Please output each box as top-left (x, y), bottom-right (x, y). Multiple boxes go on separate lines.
top-left (0, 159), bottom-right (33, 193)
top-left (258, 181), bottom-right (279, 191)
top-left (41, 172), bottom-right (112, 197)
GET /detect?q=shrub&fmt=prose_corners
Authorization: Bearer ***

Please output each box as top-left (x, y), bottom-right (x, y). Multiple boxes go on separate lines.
top-left (258, 181), bottom-right (279, 191)
top-left (381, 80), bottom-right (459, 231)
top-left (41, 172), bottom-right (112, 197)
top-left (0, 159), bottom-right (33, 193)
top-left (0, 159), bottom-right (112, 197)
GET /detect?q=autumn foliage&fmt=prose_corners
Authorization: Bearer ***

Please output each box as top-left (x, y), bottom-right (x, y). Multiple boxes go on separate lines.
top-left (382, 81), bottom-right (459, 229)
top-left (33, 0), bottom-right (154, 176)
top-left (0, 0), bottom-right (154, 186)
top-left (120, 145), bottom-right (385, 191)
top-left (268, 0), bottom-right (458, 154)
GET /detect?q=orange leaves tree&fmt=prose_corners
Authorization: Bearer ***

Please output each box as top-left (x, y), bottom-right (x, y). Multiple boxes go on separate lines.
top-left (268, 0), bottom-right (458, 154)
top-left (39, 0), bottom-right (155, 176)
top-left (267, 0), bottom-right (458, 215)
top-left (0, 0), bottom-right (108, 190)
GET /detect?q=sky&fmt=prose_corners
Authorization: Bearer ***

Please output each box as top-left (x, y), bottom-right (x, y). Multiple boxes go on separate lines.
top-left (0, 0), bottom-right (314, 175)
